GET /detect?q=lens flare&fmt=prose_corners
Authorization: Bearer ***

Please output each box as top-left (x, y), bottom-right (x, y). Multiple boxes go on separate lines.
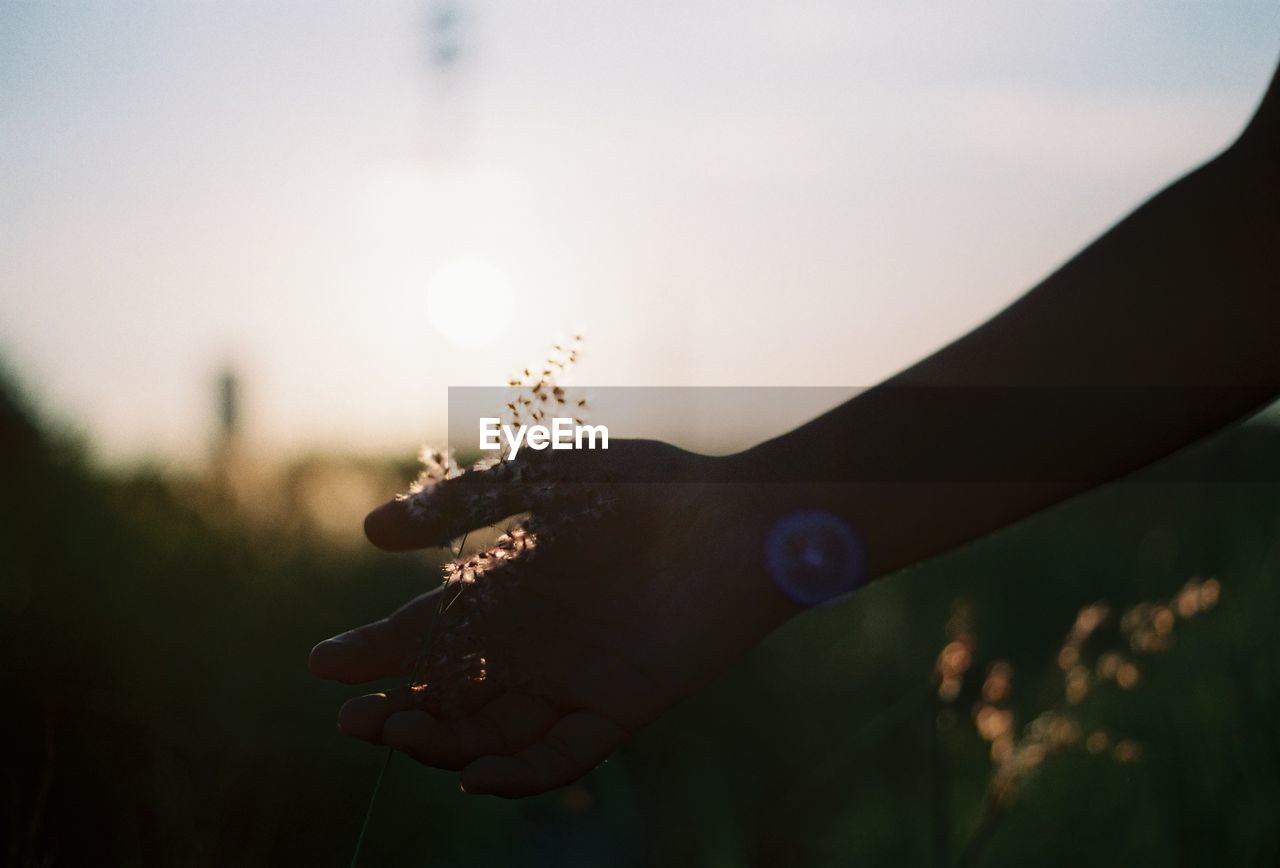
top-left (765, 510), bottom-right (865, 606)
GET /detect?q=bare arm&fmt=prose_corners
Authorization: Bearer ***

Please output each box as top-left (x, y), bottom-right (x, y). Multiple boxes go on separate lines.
top-left (740, 61), bottom-right (1280, 582)
top-left (315, 60), bottom-right (1280, 799)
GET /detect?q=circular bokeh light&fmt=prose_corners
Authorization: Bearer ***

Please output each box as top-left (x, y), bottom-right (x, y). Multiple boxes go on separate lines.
top-left (766, 510), bottom-right (865, 606)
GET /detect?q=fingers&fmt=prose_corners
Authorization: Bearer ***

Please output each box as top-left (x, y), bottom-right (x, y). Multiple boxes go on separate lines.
top-left (460, 711), bottom-right (626, 798)
top-left (363, 444), bottom-right (641, 552)
top-left (337, 688), bottom-right (421, 741)
top-left (309, 590), bottom-right (441, 683)
top-left (380, 692), bottom-right (560, 770)
top-left (342, 689), bottom-right (626, 796)
top-left (336, 677), bottom-right (500, 735)
top-left (365, 464), bottom-right (537, 551)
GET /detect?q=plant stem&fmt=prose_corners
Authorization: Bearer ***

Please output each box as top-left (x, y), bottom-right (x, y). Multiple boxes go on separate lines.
top-left (351, 509), bottom-right (471, 864)
top-left (955, 798), bottom-right (1002, 868)
top-left (929, 693), bottom-right (950, 868)
top-left (350, 747), bottom-right (393, 868)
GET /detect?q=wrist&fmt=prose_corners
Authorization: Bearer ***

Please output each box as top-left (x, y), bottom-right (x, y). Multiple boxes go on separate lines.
top-left (718, 475), bottom-right (873, 620)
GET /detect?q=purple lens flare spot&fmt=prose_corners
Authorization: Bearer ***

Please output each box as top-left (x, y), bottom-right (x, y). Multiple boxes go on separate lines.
top-left (766, 511), bottom-right (865, 606)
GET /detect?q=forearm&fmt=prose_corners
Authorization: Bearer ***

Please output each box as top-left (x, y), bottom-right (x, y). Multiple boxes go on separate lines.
top-left (739, 138), bottom-right (1280, 583)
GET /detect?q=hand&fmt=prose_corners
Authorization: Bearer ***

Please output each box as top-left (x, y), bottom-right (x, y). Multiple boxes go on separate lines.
top-left (309, 440), bottom-right (801, 797)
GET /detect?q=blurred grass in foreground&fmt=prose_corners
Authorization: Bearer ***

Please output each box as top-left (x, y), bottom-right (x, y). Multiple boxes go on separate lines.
top-left (3, 367), bottom-right (1279, 867)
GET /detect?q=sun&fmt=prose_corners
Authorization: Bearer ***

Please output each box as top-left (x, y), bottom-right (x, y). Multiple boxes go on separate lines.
top-left (423, 258), bottom-right (515, 348)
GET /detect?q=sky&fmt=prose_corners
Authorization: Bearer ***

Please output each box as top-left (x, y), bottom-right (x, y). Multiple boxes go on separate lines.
top-left (1, 1), bottom-right (1278, 466)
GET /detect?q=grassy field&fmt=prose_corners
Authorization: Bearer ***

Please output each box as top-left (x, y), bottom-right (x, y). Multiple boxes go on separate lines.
top-left (4, 371), bottom-right (1280, 867)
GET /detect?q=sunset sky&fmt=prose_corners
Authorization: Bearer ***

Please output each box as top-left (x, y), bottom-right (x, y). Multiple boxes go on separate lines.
top-left (2, 1), bottom-right (1277, 465)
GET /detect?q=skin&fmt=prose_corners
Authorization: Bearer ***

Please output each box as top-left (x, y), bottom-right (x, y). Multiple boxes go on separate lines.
top-left (311, 60), bottom-right (1280, 798)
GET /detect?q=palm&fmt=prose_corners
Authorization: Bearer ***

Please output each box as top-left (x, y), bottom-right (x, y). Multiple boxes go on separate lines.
top-left (310, 442), bottom-right (795, 797)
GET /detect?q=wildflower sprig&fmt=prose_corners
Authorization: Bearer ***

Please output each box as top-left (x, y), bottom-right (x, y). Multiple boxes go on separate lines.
top-left (392, 336), bottom-right (601, 711)
top-left (972, 580), bottom-right (1221, 806)
top-left (351, 337), bottom-right (596, 866)
top-left (946, 578), bottom-right (1223, 867)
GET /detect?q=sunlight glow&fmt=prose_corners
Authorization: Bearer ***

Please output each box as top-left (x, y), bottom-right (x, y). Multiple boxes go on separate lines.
top-left (424, 258), bottom-right (515, 348)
